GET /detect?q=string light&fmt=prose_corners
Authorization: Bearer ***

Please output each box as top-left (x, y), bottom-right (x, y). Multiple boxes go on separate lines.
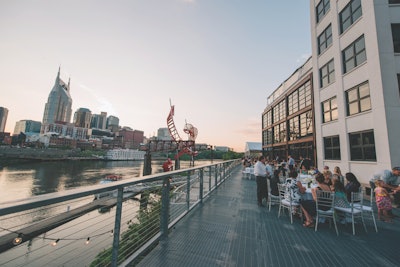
top-left (51, 239), bottom-right (60, 246)
top-left (13, 234), bottom-right (23, 245)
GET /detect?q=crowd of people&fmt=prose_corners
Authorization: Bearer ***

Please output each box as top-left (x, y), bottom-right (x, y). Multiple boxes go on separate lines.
top-left (243, 155), bottom-right (400, 226)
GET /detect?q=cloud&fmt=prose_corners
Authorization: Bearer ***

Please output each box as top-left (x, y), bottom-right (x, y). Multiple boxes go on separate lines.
top-left (79, 83), bottom-right (118, 116)
top-left (296, 53), bottom-right (311, 64)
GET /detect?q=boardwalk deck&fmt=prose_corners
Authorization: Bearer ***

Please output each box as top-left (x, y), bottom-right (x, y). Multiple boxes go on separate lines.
top-left (138, 166), bottom-right (400, 267)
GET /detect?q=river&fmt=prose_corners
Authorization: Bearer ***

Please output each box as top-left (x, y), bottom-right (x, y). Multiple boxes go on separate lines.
top-left (0, 159), bottom-right (214, 204)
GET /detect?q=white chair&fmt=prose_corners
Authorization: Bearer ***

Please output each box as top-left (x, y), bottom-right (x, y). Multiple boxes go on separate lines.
top-left (335, 190), bottom-right (367, 235)
top-left (249, 167), bottom-right (255, 180)
top-left (277, 183), bottom-right (301, 224)
top-left (353, 187), bottom-right (378, 233)
top-left (267, 178), bottom-right (281, 211)
top-left (242, 168), bottom-right (250, 179)
top-left (314, 190), bottom-right (338, 236)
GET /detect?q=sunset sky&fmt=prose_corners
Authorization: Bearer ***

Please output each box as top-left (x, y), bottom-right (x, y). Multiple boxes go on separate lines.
top-left (0, 0), bottom-right (311, 152)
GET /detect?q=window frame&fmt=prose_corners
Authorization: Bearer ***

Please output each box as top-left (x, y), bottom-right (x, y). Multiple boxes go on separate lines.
top-left (324, 135), bottom-right (341, 160)
top-left (349, 130), bottom-right (376, 161)
top-left (345, 81), bottom-right (371, 116)
top-left (318, 24), bottom-right (333, 55)
top-left (316, 0), bottom-right (330, 23)
top-left (339, 0), bottom-right (362, 34)
top-left (342, 35), bottom-right (366, 73)
top-left (322, 97), bottom-right (338, 123)
top-left (391, 23), bottom-right (400, 53)
top-left (319, 59), bottom-right (335, 88)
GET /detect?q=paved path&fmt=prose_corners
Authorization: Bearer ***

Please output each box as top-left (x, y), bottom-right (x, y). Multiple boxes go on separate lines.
top-left (138, 166), bottom-right (400, 267)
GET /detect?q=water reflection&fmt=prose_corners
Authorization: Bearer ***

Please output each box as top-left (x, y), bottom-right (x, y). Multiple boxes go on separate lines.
top-left (0, 159), bottom-right (211, 203)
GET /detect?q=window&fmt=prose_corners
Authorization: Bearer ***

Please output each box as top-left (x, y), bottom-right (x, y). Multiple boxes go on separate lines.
top-left (324, 136), bottom-right (340, 160)
top-left (342, 35), bottom-right (366, 73)
top-left (287, 81), bottom-right (312, 115)
top-left (274, 122), bottom-right (286, 143)
top-left (273, 100), bottom-right (286, 123)
top-left (318, 24), bottom-right (332, 54)
top-left (346, 82), bottom-right (371, 116)
top-left (319, 59), bottom-right (335, 88)
top-left (316, 0), bottom-right (330, 23)
top-left (391, 24), bottom-right (400, 53)
top-left (263, 111), bottom-right (272, 128)
top-left (389, 0), bottom-right (400, 4)
top-left (322, 97), bottom-right (338, 123)
top-left (300, 111), bottom-right (313, 137)
top-left (349, 130), bottom-right (376, 161)
top-left (398, 74), bottom-right (400, 98)
top-left (339, 0), bottom-right (362, 34)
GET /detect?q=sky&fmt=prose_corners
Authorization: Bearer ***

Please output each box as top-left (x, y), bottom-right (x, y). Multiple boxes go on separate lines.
top-left (0, 0), bottom-right (311, 152)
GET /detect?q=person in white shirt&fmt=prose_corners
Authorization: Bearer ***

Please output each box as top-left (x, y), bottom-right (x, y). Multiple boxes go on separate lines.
top-left (254, 155), bottom-right (268, 207)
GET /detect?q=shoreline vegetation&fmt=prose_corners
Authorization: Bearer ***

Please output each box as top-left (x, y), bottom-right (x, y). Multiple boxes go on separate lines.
top-left (0, 146), bottom-right (243, 167)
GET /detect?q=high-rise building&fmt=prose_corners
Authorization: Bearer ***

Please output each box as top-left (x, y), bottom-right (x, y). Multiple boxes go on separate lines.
top-left (106, 115), bottom-right (120, 132)
top-left (0, 107), bottom-right (8, 132)
top-left (14, 120), bottom-right (41, 134)
top-left (42, 68), bottom-right (72, 125)
top-left (73, 108), bottom-right (92, 128)
top-left (157, 127), bottom-right (172, 141)
top-left (91, 112), bottom-right (107, 129)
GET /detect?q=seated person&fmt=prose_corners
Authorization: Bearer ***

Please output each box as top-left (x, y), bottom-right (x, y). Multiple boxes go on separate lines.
top-left (344, 172), bottom-right (361, 202)
top-left (270, 169), bottom-right (281, 196)
top-left (300, 173), bottom-right (331, 228)
top-left (284, 170), bottom-right (306, 205)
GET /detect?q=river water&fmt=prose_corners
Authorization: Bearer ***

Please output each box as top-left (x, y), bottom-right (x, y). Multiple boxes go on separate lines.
top-left (0, 159), bottom-right (213, 204)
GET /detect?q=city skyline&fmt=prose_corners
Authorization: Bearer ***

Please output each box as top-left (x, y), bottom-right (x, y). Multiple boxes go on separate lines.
top-left (0, 0), bottom-right (311, 152)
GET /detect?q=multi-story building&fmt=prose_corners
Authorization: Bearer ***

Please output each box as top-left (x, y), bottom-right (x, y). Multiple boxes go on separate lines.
top-left (311, 0), bottom-right (400, 182)
top-left (117, 128), bottom-right (144, 149)
top-left (0, 107), bottom-right (8, 132)
top-left (42, 68), bottom-right (72, 125)
top-left (91, 112), bottom-right (107, 130)
top-left (73, 108), bottom-right (92, 128)
top-left (262, 57), bottom-right (315, 164)
top-left (13, 120), bottom-right (41, 134)
top-left (106, 115), bottom-right (120, 132)
top-left (157, 127), bottom-right (172, 141)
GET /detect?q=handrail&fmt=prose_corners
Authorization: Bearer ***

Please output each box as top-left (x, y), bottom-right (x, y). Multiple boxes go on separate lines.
top-left (0, 159), bottom-right (241, 267)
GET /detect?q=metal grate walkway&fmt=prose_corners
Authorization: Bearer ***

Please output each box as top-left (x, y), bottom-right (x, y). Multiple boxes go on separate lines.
top-left (137, 167), bottom-right (400, 267)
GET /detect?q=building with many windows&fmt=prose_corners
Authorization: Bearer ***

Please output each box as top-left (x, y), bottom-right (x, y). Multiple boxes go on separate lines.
top-left (73, 108), bottom-right (92, 128)
top-left (262, 1), bottom-right (400, 183)
top-left (13, 120), bottom-right (41, 135)
top-left (262, 57), bottom-right (315, 164)
top-left (0, 107), bottom-right (8, 132)
top-left (311, 0), bottom-right (400, 182)
top-left (91, 112), bottom-right (107, 130)
top-left (42, 68), bottom-right (72, 125)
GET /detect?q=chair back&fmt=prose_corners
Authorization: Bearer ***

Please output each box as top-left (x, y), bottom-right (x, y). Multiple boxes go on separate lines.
top-left (351, 190), bottom-right (363, 205)
top-left (315, 190), bottom-right (334, 210)
top-left (277, 183), bottom-right (286, 199)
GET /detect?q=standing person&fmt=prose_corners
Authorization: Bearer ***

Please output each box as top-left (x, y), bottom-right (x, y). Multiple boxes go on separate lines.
top-left (162, 158), bottom-right (173, 172)
top-left (370, 167), bottom-right (400, 207)
top-left (254, 155), bottom-right (268, 207)
top-left (287, 155), bottom-right (295, 171)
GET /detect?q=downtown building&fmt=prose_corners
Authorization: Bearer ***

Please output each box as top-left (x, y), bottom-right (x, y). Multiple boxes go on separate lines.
top-left (262, 0), bottom-right (400, 184)
top-left (0, 106), bottom-right (8, 132)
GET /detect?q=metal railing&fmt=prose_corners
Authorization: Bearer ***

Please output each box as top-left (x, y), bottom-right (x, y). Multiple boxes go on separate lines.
top-left (0, 159), bottom-right (240, 267)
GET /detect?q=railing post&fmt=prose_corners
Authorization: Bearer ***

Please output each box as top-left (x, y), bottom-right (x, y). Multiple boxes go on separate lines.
top-left (208, 166), bottom-right (212, 192)
top-left (199, 169), bottom-right (204, 203)
top-left (186, 171), bottom-right (191, 210)
top-left (111, 188), bottom-right (124, 267)
top-left (223, 163), bottom-right (226, 180)
top-left (214, 165), bottom-right (218, 187)
top-left (160, 177), bottom-right (170, 240)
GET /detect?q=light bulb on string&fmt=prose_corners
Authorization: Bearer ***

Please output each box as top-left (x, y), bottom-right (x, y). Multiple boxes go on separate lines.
top-left (13, 234), bottom-right (23, 245)
top-left (85, 237), bottom-right (90, 245)
top-left (51, 239), bottom-right (60, 246)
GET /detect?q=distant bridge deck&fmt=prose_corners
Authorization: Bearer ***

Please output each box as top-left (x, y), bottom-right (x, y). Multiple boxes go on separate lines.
top-left (137, 167), bottom-right (400, 267)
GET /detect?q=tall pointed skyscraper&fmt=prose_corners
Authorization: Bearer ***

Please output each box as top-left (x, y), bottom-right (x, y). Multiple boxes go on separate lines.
top-left (42, 68), bottom-right (72, 124)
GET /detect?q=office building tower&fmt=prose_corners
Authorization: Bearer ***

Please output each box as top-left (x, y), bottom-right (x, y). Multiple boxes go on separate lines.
top-left (0, 107), bottom-right (8, 132)
top-left (42, 68), bottom-right (72, 125)
top-left (14, 120), bottom-right (41, 134)
top-left (91, 112), bottom-right (107, 129)
top-left (73, 108), bottom-right (92, 128)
